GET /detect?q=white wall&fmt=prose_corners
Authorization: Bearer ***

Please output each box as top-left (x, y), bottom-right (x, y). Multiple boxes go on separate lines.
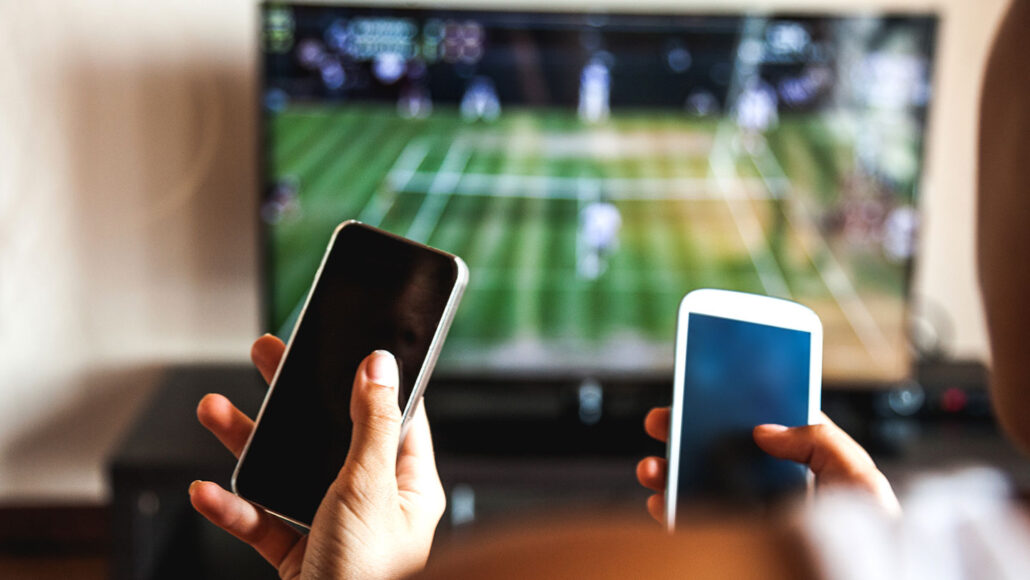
top-left (0, 0), bottom-right (1008, 502)
top-left (0, 0), bottom-right (260, 501)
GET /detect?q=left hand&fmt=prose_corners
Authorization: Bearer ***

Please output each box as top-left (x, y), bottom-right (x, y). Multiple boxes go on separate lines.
top-left (636, 408), bottom-right (900, 523)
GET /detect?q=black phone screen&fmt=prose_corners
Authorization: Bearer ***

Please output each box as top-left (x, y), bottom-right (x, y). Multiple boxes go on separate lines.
top-left (235, 222), bottom-right (462, 526)
top-left (675, 313), bottom-right (811, 510)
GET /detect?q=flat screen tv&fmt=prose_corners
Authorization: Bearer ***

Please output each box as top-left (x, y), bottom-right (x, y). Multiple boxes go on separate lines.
top-left (259, 2), bottom-right (938, 385)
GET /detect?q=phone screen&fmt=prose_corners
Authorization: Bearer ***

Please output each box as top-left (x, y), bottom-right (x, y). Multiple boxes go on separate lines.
top-left (675, 312), bottom-right (811, 509)
top-left (235, 223), bottom-right (463, 526)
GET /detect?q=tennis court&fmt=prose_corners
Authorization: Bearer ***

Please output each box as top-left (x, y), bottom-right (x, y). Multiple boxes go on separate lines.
top-left (266, 104), bottom-right (908, 380)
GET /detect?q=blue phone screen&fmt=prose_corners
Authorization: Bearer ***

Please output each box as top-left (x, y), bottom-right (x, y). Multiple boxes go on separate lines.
top-left (675, 313), bottom-right (812, 508)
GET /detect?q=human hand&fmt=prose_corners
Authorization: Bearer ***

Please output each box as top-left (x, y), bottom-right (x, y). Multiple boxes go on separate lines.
top-left (189, 334), bottom-right (446, 580)
top-left (636, 407), bottom-right (900, 523)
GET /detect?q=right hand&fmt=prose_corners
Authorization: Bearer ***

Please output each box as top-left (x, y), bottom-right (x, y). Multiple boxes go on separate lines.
top-left (189, 335), bottom-right (446, 580)
top-left (636, 408), bottom-right (900, 523)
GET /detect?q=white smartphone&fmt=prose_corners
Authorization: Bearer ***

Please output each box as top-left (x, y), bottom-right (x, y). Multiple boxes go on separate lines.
top-left (665, 289), bottom-right (822, 530)
top-left (233, 221), bottom-right (467, 528)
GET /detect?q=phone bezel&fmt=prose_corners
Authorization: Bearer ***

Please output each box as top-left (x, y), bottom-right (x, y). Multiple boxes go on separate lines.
top-left (231, 220), bottom-right (468, 529)
top-left (665, 288), bottom-right (822, 531)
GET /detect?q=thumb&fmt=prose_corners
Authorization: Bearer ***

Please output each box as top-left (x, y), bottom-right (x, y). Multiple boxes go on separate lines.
top-left (753, 420), bottom-right (901, 515)
top-left (345, 350), bottom-right (402, 487)
top-left (752, 421), bottom-right (870, 477)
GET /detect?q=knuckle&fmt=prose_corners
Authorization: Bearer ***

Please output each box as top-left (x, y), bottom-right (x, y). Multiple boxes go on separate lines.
top-left (333, 464), bottom-right (385, 509)
top-left (409, 481), bottom-right (446, 527)
top-left (359, 398), bottom-right (401, 427)
top-left (279, 560), bottom-right (302, 580)
top-left (808, 423), bottom-right (833, 441)
top-left (355, 417), bottom-right (399, 450)
top-left (227, 504), bottom-right (268, 546)
top-left (430, 484), bottom-right (447, 521)
top-left (240, 519), bottom-right (271, 546)
top-left (366, 406), bottom-right (401, 428)
top-left (223, 503), bottom-right (247, 534)
top-left (339, 450), bottom-right (401, 501)
top-left (810, 424), bottom-right (852, 455)
top-left (844, 466), bottom-right (885, 491)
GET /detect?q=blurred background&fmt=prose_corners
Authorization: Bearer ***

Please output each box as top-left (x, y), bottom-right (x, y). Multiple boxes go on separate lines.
top-left (0, 0), bottom-right (1019, 578)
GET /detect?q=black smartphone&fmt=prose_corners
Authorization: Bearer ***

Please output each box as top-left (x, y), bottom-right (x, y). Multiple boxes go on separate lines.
top-left (233, 221), bottom-right (467, 527)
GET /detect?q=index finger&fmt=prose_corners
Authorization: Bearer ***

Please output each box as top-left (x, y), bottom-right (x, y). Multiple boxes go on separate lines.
top-left (197, 393), bottom-right (255, 458)
top-left (397, 399), bottom-right (446, 520)
top-left (644, 407), bottom-right (671, 442)
top-left (189, 480), bottom-right (304, 570)
top-left (251, 334), bottom-right (286, 384)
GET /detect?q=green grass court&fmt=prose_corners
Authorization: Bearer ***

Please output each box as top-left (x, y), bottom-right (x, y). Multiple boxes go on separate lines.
top-left (266, 103), bottom-right (909, 381)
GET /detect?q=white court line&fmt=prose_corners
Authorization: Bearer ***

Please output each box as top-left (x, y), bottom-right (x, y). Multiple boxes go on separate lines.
top-left (708, 125), bottom-right (792, 298)
top-left (355, 191), bottom-right (393, 228)
top-left (471, 272), bottom-right (683, 293)
top-left (458, 130), bottom-right (715, 159)
top-left (405, 144), bottom-right (473, 242)
top-left (391, 171), bottom-right (770, 201)
top-left (357, 140), bottom-right (431, 226)
top-left (385, 141), bottom-right (432, 192)
top-left (750, 144), bottom-right (893, 360)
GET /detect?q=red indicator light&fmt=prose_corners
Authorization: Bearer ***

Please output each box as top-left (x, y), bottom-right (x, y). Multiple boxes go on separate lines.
top-left (941, 387), bottom-right (968, 413)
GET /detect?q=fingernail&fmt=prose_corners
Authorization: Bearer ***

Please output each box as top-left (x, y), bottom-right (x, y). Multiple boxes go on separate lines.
top-left (365, 350), bottom-right (398, 388)
top-left (757, 424), bottom-right (789, 433)
top-left (188, 480), bottom-right (201, 495)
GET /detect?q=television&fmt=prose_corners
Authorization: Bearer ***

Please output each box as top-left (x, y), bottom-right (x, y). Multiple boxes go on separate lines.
top-left (259, 2), bottom-right (938, 386)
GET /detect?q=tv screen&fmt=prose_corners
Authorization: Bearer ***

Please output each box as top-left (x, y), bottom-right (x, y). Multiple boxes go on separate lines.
top-left (260, 3), bottom-right (937, 384)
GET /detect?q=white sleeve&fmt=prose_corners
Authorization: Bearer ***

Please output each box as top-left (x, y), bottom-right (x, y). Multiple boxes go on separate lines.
top-left (802, 468), bottom-right (1030, 580)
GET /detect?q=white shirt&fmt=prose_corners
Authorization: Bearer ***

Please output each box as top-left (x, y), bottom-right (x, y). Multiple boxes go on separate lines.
top-left (803, 468), bottom-right (1030, 580)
